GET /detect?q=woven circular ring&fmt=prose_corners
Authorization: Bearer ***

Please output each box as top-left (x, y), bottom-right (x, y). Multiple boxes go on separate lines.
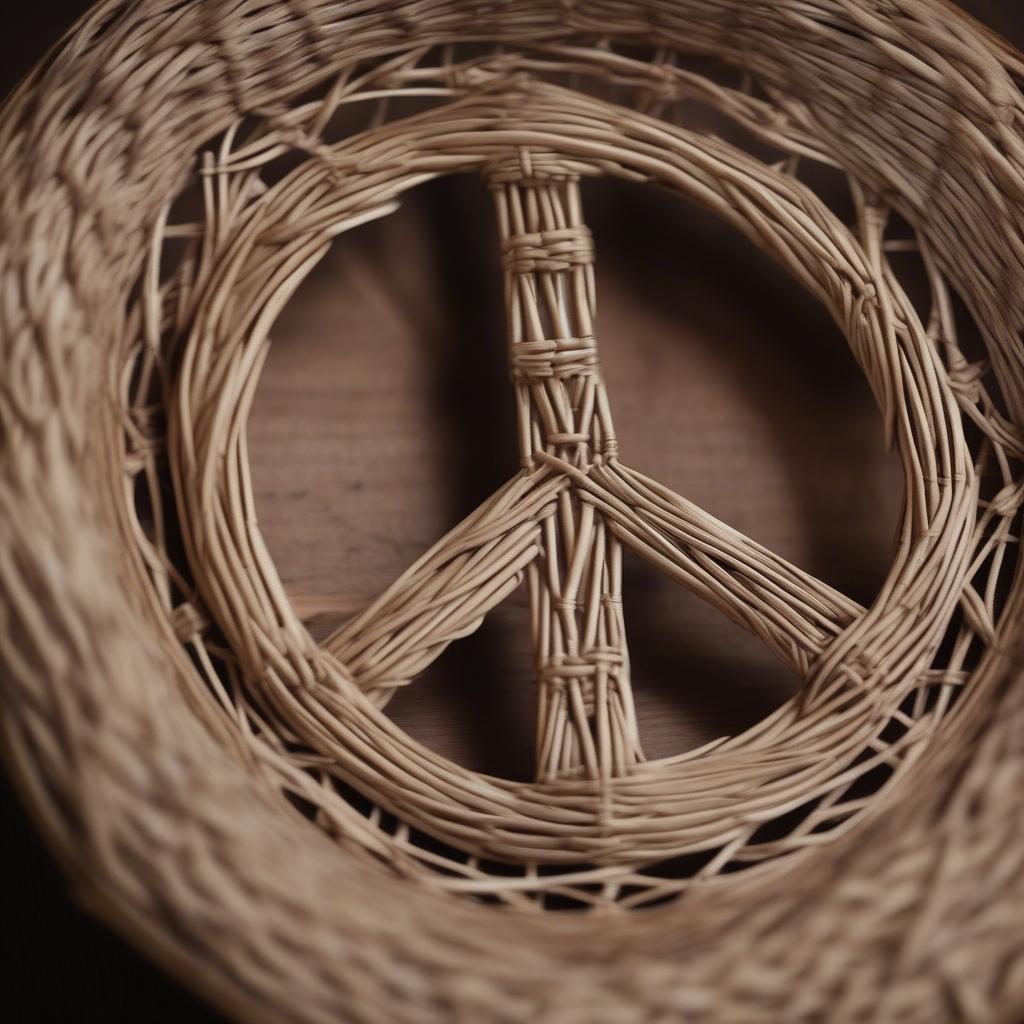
top-left (3, 2), bottom-right (1024, 1022)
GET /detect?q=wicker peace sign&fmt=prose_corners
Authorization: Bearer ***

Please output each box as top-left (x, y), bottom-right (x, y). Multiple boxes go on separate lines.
top-left (317, 143), bottom-right (868, 783)
top-left (172, 75), bottom-right (974, 876)
top-left (6, 1), bottom-right (1024, 1019)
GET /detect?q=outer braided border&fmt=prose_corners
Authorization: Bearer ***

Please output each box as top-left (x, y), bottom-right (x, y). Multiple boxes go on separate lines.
top-left (2, 2), bottom-right (1023, 1021)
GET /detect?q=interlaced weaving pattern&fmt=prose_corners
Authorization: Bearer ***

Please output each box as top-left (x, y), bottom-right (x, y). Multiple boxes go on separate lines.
top-left (4, 2), bottom-right (1024, 1020)
top-left (131, 48), bottom-right (1011, 904)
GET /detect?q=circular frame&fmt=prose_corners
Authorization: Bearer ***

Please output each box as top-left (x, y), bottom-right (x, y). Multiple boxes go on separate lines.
top-left (172, 80), bottom-right (972, 871)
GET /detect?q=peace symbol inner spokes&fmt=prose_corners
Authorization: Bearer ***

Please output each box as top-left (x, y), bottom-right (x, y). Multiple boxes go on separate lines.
top-left (324, 147), bottom-right (864, 783)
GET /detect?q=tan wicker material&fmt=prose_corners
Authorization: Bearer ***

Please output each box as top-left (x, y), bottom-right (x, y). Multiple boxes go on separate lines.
top-left (2, 1), bottom-right (1024, 1021)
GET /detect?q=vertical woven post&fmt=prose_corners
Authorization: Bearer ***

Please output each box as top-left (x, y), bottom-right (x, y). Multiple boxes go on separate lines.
top-left (487, 150), bottom-right (643, 781)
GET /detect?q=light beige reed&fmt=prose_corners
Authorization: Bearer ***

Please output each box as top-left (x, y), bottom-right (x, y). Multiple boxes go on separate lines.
top-left (2, 1), bottom-right (1024, 1022)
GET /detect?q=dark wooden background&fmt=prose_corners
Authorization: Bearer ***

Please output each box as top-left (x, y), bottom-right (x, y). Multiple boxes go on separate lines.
top-left (2, 3), bottom-right (1020, 1020)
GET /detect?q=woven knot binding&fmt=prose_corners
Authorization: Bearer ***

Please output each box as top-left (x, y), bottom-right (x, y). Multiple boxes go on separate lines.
top-left (502, 225), bottom-right (595, 273)
top-left (510, 335), bottom-right (598, 381)
top-left (170, 601), bottom-right (210, 642)
top-left (484, 148), bottom-right (579, 187)
top-left (947, 358), bottom-right (990, 403)
top-left (538, 649), bottom-right (626, 710)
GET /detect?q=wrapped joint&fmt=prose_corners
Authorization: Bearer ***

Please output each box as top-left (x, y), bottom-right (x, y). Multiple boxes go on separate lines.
top-left (484, 148), bottom-right (581, 187)
top-left (536, 647), bottom-right (622, 688)
top-left (946, 358), bottom-right (989, 404)
top-left (171, 601), bottom-right (211, 642)
top-left (511, 336), bottom-right (598, 381)
top-left (538, 650), bottom-right (626, 712)
top-left (546, 431), bottom-right (592, 446)
top-left (502, 225), bottom-right (595, 273)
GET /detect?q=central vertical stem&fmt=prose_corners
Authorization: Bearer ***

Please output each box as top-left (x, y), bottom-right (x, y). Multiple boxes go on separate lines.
top-left (486, 149), bottom-right (643, 782)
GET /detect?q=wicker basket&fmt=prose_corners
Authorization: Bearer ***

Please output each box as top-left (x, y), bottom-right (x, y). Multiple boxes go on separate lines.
top-left (2, 1), bottom-right (1024, 1021)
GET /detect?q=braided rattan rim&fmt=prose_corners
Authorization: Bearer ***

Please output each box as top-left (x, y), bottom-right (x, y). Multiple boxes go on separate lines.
top-left (2, 2), bottom-right (1024, 1021)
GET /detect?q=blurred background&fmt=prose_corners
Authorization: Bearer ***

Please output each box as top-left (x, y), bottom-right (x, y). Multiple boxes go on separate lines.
top-left (1, 2), bottom-right (1021, 1020)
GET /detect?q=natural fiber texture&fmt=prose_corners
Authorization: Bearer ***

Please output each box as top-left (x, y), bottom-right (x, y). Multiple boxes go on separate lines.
top-left (2, 1), bottom-right (1024, 1021)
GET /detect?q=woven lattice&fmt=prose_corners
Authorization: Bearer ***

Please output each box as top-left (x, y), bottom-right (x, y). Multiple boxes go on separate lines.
top-left (2, 1), bottom-right (1024, 1021)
